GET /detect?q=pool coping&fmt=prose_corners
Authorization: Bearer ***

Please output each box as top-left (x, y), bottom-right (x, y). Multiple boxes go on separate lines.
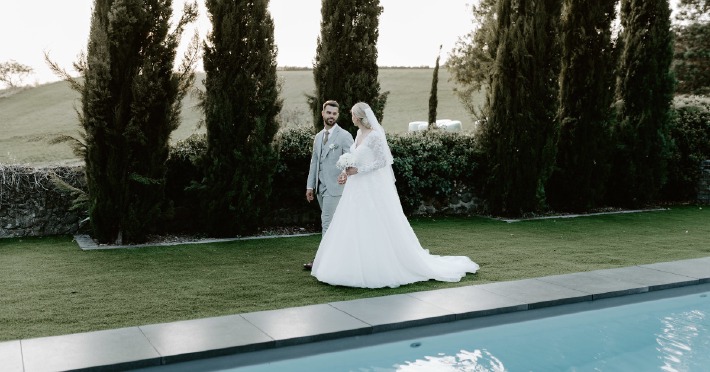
top-left (3, 256), bottom-right (709, 372)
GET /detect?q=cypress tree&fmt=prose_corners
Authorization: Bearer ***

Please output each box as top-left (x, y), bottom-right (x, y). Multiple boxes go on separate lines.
top-left (547, 0), bottom-right (616, 211)
top-left (201, 0), bottom-right (282, 237)
top-left (52, 0), bottom-right (197, 244)
top-left (609, 0), bottom-right (675, 206)
top-left (308, 0), bottom-right (389, 134)
top-left (428, 45), bottom-right (442, 127)
top-left (480, 0), bottom-right (561, 216)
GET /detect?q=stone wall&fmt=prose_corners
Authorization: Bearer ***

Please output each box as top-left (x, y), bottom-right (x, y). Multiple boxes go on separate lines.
top-left (415, 189), bottom-right (482, 216)
top-left (699, 160), bottom-right (710, 205)
top-left (2, 160), bottom-right (707, 239)
top-left (0, 164), bottom-right (481, 239)
top-left (0, 165), bottom-right (86, 238)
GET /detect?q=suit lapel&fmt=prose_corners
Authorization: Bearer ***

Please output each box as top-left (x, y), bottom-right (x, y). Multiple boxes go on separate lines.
top-left (322, 126), bottom-right (337, 158)
top-left (329, 125), bottom-right (340, 145)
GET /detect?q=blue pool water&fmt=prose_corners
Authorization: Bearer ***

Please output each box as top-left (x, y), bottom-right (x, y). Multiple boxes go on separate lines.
top-left (144, 288), bottom-right (710, 371)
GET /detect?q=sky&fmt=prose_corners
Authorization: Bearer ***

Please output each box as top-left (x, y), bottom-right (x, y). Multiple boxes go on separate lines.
top-left (1, 0), bottom-right (475, 85)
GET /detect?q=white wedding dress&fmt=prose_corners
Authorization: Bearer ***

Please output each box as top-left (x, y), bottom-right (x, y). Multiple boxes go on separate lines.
top-left (311, 129), bottom-right (479, 288)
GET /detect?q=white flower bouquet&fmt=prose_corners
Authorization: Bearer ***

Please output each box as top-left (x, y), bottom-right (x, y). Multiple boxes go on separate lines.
top-left (328, 143), bottom-right (338, 150)
top-left (336, 153), bottom-right (356, 171)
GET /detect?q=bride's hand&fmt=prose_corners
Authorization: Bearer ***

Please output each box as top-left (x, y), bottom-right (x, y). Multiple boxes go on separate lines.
top-left (337, 172), bottom-right (347, 185)
top-left (345, 167), bottom-right (358, 176)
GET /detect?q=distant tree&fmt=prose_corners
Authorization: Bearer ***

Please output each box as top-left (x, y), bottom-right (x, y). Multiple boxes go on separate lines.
top-left (479, 0), bottom-right (561, 216)
top-left (0, 60), bottom-right (33, 88)
top-left (674, 0), bottom-right (710, 19)
top-left (608, 0), bottom-right (675, 206)
top-left (308, 0), bottom-right (388, 134)
top-left (672, 0), bottom-right (710, 95)
top-left (547, 0), bottom-right (617, 211)
top-left (428, 45), bottom-right (442, 127)
top-left (46, 0), bottom-right (199, 244)
top-left (200, 0), bottom-right (282, 237)
top-left (447, 0), bottom-right (498, 118)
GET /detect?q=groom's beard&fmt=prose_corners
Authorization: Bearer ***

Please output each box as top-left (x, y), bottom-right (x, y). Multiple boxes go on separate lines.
top-left (325, 118), bottom-right (336, 126)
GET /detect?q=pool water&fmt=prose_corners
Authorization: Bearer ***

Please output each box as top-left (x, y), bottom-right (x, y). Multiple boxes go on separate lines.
top-left (229, 291), bottom-right (710, 371)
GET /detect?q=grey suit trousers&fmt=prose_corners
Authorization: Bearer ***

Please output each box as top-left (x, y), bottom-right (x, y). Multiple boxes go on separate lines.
top-left (316, 192), bottom-right (340, 234)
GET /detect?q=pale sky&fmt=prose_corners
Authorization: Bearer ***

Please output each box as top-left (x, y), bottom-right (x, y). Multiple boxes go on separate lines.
top-left (1, 0), bottom-right (475, 85)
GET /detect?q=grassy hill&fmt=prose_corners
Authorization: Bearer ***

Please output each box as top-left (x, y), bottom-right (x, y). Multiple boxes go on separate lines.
top-left (0, 69), bottom-right (481, 165)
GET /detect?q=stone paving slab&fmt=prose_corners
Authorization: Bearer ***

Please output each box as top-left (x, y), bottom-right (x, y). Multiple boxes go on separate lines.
top-left (139, 315), bottom-right (274, 364)
top-left (640, 256), bottom-right (710, 283)
top-left (591, 265), bottom-right (699, 290)
top-left (21, 327), bottom-right (161, 372)
top-left (0, 341), bottom-right (23, 372)
top-left (535, 271), bottom-right (649, 299)
top-left (240, 304), bottom-right (371, 347)
top-left (329, 294), bottom-right (456, 332)
top-left (407, 285), bottom-right (528, 319)
top-left (480, 277), bottom-right (593, 309)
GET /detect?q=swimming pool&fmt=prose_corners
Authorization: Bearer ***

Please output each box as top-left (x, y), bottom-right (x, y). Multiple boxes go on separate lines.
top-left (148, 286), bottom-right (709, 371)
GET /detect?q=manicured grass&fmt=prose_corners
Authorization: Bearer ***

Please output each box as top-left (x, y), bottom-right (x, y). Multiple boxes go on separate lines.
top-left (1, 205), bottom-right (708, 342)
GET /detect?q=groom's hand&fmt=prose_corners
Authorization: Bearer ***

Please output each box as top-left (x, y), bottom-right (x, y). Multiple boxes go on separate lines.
top-left (306, 189), bottom-right (314, 202)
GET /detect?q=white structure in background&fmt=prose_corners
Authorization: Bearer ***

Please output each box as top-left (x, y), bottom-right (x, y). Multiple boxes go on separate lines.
top-left (408, 119), bottom-right (462, 132)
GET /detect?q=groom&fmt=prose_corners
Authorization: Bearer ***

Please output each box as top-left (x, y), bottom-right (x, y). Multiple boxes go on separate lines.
top-left (304, 100), bottom-right (354, 270)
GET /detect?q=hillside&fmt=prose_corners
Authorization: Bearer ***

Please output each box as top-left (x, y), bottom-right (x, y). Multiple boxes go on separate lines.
top-left (0, 69), bottom-right (480, 165)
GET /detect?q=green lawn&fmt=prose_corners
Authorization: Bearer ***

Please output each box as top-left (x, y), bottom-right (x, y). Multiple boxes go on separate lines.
top-left (1, 205), bottom-right (708, 342)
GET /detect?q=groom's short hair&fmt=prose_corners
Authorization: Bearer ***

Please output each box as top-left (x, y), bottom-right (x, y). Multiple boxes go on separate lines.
top-left (323, 100), bottom-right (339, 111)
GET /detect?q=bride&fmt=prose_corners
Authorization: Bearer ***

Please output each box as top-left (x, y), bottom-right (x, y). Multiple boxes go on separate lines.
top-left (311, 102), bottom-right (479, 288)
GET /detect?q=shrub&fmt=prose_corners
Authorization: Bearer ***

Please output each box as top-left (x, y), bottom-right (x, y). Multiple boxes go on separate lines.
top-left (269, 124), bottom-right (321, 226)
top-left (164, 133), bottom-right (207, 233)
top-left (389, 130), bottom-right (481, 214)
top-left (662, 96), bottom-right (710, 201)
top-left (164, 127), bottom-right (483, 231)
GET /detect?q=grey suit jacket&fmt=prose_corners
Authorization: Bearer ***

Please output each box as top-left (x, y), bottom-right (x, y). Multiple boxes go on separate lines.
top-left (306, 124), bottom-right (355, 196)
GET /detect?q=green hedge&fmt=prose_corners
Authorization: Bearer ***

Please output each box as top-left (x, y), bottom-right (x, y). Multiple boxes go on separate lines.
top-left (662, 95), bottom-right (710, 201)
top-left (164, 127), bottom-right (483, 233)
top-left (164, 134), bottom-right (208, 233)
top-left (389, 130), bottom-right (481, 213)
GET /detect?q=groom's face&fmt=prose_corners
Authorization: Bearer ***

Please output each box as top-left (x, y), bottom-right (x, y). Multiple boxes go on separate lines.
top-left (322, 105), bottom-right (339, 128)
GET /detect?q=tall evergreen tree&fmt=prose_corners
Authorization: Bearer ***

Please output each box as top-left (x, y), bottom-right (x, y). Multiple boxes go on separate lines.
top-left (308, 0), bottom-right (388, 134)
top-left (201, 0), bottom-right (282, 237)
top-left (428, 45), bottom-right (442, 126)
top-left (479, 0), bottom-right (561, 216)
top-left (547, 0), bottom-right (617, 211)
top-left (48, 0), bottom-right (198, 244)
top-left (609, 0), bottom-right (675, 206)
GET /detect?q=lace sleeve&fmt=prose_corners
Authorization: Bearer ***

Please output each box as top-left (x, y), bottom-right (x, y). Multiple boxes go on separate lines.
top-left (357, 131), bottom-right (389, 174)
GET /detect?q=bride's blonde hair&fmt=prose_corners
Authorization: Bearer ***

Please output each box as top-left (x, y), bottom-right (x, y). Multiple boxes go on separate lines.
top-left (351, 102), bottom-right (371, 129)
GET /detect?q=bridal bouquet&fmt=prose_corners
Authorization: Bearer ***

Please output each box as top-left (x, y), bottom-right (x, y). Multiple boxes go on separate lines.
top-left (336, 153), bottom-right (356, 171)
